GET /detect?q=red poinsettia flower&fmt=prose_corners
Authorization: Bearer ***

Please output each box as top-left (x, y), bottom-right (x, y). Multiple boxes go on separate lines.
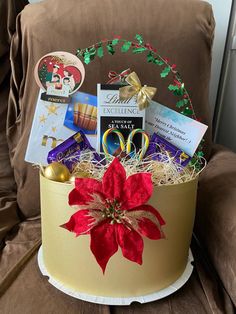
top-left (62, 158), bottom-right (165, 273)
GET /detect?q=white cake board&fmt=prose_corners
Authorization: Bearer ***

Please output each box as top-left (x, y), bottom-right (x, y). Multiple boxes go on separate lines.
top-left (37, 246), bottom-right (194, 305)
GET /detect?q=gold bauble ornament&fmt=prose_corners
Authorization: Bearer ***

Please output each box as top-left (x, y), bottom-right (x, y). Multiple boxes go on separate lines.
top-left (44, 162), bottom-right (70, 182)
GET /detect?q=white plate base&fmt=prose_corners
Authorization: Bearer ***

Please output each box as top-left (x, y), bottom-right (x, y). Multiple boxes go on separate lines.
top-left (38, 246), bottom-right (194, 305)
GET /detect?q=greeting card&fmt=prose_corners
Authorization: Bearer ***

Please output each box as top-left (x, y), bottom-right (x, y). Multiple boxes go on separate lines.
top-left (145, 101), bottom-right (208, 156)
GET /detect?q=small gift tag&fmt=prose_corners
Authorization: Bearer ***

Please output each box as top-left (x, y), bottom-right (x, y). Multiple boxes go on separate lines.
top-left (34, 51), bottom-right (85, 103)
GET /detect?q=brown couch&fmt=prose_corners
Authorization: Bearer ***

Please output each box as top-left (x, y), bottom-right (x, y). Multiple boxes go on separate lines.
top-left (0, 0), bottom-right (236, 313)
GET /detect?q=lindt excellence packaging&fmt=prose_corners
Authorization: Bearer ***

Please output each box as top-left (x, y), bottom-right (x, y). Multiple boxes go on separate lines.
top-left (97, 84), bottom-right (145, 155)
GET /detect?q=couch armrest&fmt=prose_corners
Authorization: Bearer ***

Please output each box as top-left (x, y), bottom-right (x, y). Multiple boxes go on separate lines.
top-left (195, 144), bottom-right (236, 306)
top-left (0, 0), bottom-right (28, 245)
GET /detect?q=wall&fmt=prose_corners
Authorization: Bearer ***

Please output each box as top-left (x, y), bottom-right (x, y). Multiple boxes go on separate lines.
top-left (205, 0), bottom-right (232, 115)
top-left (214, 0), bottom-right (236, 152)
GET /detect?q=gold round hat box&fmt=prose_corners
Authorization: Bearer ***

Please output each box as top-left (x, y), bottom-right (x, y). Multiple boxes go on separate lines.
top-left (38, 173), bottom-right (198, 304)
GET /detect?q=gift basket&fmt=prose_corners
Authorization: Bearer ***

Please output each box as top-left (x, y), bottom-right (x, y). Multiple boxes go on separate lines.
top-left (25, 35), bottom-right (207, 305)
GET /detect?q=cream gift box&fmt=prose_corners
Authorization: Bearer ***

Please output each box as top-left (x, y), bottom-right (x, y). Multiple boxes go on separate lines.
top-left (39, 173), bottom-right (198, 301)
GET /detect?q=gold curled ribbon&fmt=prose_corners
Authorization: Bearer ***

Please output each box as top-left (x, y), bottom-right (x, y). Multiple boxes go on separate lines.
top-left (119, 72), bottom-right (157, 110)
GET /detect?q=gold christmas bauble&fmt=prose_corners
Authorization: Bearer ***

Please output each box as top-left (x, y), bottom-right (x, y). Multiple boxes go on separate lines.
top-left (44, 162), bottom-right (70, 182)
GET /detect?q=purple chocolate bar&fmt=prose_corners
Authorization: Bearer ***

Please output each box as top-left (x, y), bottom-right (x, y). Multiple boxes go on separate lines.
top-left (47, 131), bottom-right (102, 171)
top-left (145, 133), bottom-right (191, 167)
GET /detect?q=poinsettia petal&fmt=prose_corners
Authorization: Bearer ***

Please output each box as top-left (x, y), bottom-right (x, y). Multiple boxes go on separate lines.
top-left (61, 209), bottom-right (101, 236)
top-left (90, 221), bottom-right (118, 273)
top-left (116, 224), bottom-right (143, 265)
top-left (137, 217), bottom-right (164, 239)
top-left (124, 205), bottom-right (165, 239)
top-left (69, 189), bottom-right (88, 206)
top-left (102, 158), bottom-right (126, 201)
top-left (122, 173), bottom-right (153, 210)
top-left (69, 178), bottom-right (103, 206)
top-left (132, 204), bottom-right (165, 226)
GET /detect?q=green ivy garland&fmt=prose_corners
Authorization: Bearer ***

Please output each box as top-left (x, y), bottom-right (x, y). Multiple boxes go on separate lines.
top-left (76, 34), bottom-right (205, 167)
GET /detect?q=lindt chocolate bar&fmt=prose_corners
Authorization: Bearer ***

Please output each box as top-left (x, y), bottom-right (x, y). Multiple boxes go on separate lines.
top-left (97, 84), bottom-right (145, 155)
top-left (47, 131), bottom-right (101, 170)
top-left (146, 133), bottom-right (191, 167)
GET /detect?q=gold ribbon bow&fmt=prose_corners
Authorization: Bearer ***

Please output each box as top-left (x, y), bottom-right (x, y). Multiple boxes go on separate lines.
top-left (119, 72), bottom-right (157, 110)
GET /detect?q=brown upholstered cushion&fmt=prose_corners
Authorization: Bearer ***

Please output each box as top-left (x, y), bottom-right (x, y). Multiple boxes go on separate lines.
top-left (195, 144), bottom-right (236, 307)
top-left (7, 0), bottom-right (215, 218)
top-left (0, 0), bottom-right (28, 243)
